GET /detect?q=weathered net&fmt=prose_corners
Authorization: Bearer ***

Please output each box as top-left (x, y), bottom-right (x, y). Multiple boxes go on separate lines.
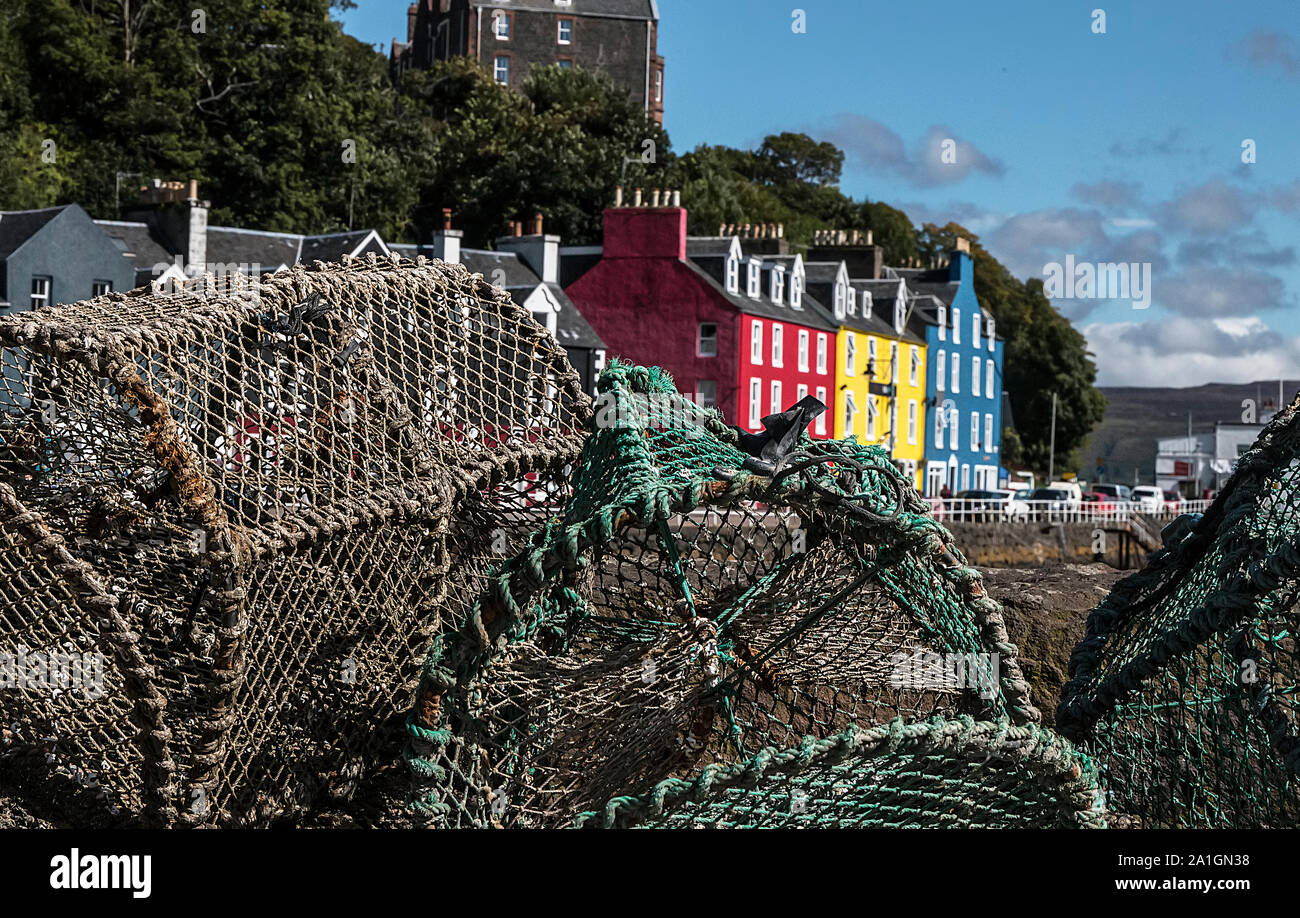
top-left (406, 362), bottom-right (1105, 828)
top-left (0, 254), bottom-right (587, 826)
top-left (1059, 394), bottom-right (1300, 828)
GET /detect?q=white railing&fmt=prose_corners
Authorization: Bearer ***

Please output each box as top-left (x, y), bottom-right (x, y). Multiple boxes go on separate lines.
top-left (923, 498), bottom-right (1212, 524)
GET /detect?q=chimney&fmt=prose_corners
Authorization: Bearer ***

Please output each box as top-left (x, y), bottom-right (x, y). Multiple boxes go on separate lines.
top-left (407, 2), bottom-right (418, 41)
top-left (431, 208), bottom-right (462, 264)
top-left (127, 178), bottom-right (208, 274)
top-left (601, 195), bottom-right (688, 260)
top-left (949, 237), bottom-right (974, 284)
top-left (496, 214), bottom-right (561, 283)
top-left (807, 226), bottom-right (883, 280)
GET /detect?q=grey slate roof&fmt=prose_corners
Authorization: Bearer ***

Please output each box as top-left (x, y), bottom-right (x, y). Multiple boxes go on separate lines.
top-left (476, 0), bottom-right (657, 19)
top-left (0, 207), bottom-right (67, 259)
top-left (682, 257), bottom-right (837, 331)
top-left (460, 248), bottom-right (605, 351)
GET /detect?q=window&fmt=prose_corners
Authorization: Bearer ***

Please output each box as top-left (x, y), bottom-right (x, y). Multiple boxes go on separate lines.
top-left (889, 342), bottom-right (898, 383)
top-left (935, 407), bottom-right (945, 449)
top-left (493, 11), bottom-right (511, 40)
top-left (973, 312), bottom-right (982, 349)
top-left (655, 68), bottom-right (663, 103)
top-left (493, 55), bottom-right (510, 84)
top-left (814, 386), bottom-right (827, 434)
top-left (698, 322), bottom-right (718, 357)
top-left (908, 400), bottom-right (917, 445)
top-left (985, 359), bottom-right (994, 398)
top-left (771, 324), bottom-right (784, 367)
top-left (30, 276), bottom-right (50, 309)
top-left (557, 58), bottom-right (573, 70)
top-left (770, 380), bottom-right (783, 415)
top-left (747, 261), bottom-right (760, 298)
top-left (949, 407), bottom-right (959, 449)
top-left (92, 280), bottom-right (112, 297)
top-left (748, 378), bottom-right (761, 428)
top-left (845, 333), bottom-right (856, 376)
top-left (797, 329), bottom-right (808, 372)
top-left (961, 465), bottom-right (970, 490)
top-left (950, 352), bottom-right (960, 393)
top-left (985, 414), bottom-right (994, 452)
top-left (557, 17), bottom-right (573, 44)
top-left (726, 256), bottom-right (739, 293)
top-left (909, 347), bottom-right (920, 387)
top-left (750, 320), bottom-right (762, 364)
top-left (972, 356), bottom-right (981, 397)
top-left (953, 308), bottom-right (960, 344)
top-left (936, 349), bottom-right (946, 391)
top-left (697, 381), bottom-right (717, 409)
top-left (937, 306), bottom-right (946, 341)
top-left (987, 316), bottom-right (996, 350)
top-left (867, 337), bottom-right (877, 376)
top-left (790, 275), bottom-right (802, 309)
top-left (865, 396), bottom-right (877, 439)
top-left (844, 390), bottom-right (857, 436)
top-left (816, 334), bottom-right (828, 374)
top-left (894, 299), bottom-right (904, 333)
top-left (971, 412), bottom-right (980, 451)
top-left (771, 267), bottom-right (785, 304)
top-left (797, 383), bottom-right (808, 402)
top-left (847, 287), bottom-right (857, 317)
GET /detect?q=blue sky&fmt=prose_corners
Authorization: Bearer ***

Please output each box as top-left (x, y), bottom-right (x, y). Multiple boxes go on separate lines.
top-left (338, 0), bottom-right (1300, 387)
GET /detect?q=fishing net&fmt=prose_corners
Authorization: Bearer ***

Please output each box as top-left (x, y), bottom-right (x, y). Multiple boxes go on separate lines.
top-left (1059, 394), bottom-right (1300, 828)
top-left (0, 254), bottom-right (587, 826)
top-left (406, 362), bottom-right (1105, 829)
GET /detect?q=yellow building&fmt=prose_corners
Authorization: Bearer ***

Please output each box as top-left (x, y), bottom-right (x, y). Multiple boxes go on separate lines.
top-left (830, 279), bottom-right (927, 490)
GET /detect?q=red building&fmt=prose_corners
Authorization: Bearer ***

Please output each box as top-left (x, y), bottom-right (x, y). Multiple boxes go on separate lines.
top-left (565, 197), bottom-right (838, 437)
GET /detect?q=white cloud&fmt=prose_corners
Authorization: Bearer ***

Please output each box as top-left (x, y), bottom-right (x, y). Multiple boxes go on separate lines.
top-left (1084, 316), bottom-right (1300, 386)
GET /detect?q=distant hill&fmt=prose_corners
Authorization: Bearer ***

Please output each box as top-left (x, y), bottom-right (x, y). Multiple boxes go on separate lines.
top-left (1079, 379), bottom-right (1298, 486)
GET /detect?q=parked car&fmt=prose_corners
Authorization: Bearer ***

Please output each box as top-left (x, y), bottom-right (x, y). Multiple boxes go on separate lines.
top-left (1163, 489), bottom-right (1183, 513)
top-left (1003, 488), bottom-right (1034, 520)
top-left (1028, 487), bottom-right (1071, 519)
top-left (1091, 483), bottom-right (1132, 501)
top-left (1131, 485), bottom-right (1164, 513)
top-left (1082, 492), bottom-right (1115, 513)
top-left (952, 489), bottom-right (1009, 520)
top-left (1047, 480), bottom-right (1083, 509)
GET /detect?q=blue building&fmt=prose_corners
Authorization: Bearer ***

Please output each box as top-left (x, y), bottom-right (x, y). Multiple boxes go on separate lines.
top-left (900, 240), bottom-right (1004, 496)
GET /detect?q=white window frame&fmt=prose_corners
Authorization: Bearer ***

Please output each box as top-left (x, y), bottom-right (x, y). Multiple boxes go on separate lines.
top-left (950, 407), bottom-right (960, 450)
top-left (985, 359), bottom-right (994, 398)
top-left (937, 305), bottom-right (946, 341)
top-left (771, 324), bottom-right (784, 367)
top-left (834, 282), bottom-right (846, 319)
top-left (494, 10), bottom-right (511, 40)
top-left (655, 68), bottom-right (663, 103)
top-left (889, 342), bottom-right (898, 383)
top-left (908, 400), bottom-right (917, 445)
top-left (909, 346), bottom-right (920, 387)
top-left (557, 17), bottom-right (574, 44)
top-left (950, 352), bottom-right (960, 393)
top-left (865, 395), bottom-right (877, 440)
top-left (750, 320), bottom-right (763, 364)
top-left (953, 308), bottom-right (961, 344)
top-left (797, 329), bottom-right (808, 372)
top-left (30, 276), bottom-right (50, 309)
top-left (748, 378), bottom-right (761, 428)
top-left (867, 336), bottom-right (877, 376)
top-left (771, 267), bottom-right (785, 304)
top-left (936, 349), bottom-right (945, 391)
top-left (92, 279), bottom-right (112, 297)
top-left (770, 379), bottom-right (783, 415)
top-left (726, 256), bottom-right (739, 293)
top-left (845, 390), bottom-right (857, 437)
top-left (985, 414), bottom-right (994, 452)
top-left (698, 322), bottom-right (718, 357)
top-left (797, 383), bottom-right (808, 402)
top-left (894, 299), bottom-right (904, 333)
top-left (987, 316), bottom-right (996, 351)
top-left (816, 334), bottom-right (827, 375)
top-left (972, 355), bottom-right (981, 397)
top-left (493, 55), bottom-right (510, 84)
top-left (971, 412), bottom-right (980, 451)
top-left (845, 333), bottom-right (856, 376)
top-left (790, 274), bottom-right (802, 309)
top-left (815, 386), bottom-right (827, 434)
top-left (973, 312), bottom-right (982, 349)
top-left (961, 465), bottom-right (971, 490)
top-left (847, 287), bottom-right (857, 317)
top-left (935, 406), bottom-right (945, 449)
top-left (747, 260), bottom-right (761, 298)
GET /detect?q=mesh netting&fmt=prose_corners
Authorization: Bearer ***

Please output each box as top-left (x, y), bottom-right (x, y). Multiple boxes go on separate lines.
top-left (0, 254), bottom-right (587, 826)
top-left (406, 362), bottom-right (1105, 829)
top-left (1059, 394), bottom-right (1300, 828)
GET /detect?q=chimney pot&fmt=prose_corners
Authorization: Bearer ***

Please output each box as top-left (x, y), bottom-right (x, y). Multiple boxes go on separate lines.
top-left (531, 212), bottom-right (544, 235)
top-left (672, 190), bottom-right (681, 207)
top-left (442, 207), bottom-right (453, 231)
top-left (650, 189), bottom-right (661, 207)
top-left (615, 185), bottom-right (624, 207)
top-left (633, 188), bottom-right (643, 207)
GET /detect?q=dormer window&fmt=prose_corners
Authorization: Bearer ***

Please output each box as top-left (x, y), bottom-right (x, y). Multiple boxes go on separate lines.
top-left (790, 274), bottom-right (802, 309)
top-left (747, 260), bottom-right (760, 299)
top-left (833, 282), bottom-right (846, 319)
top-left (847, 287), bottom-right (857, 317)
top-left (986, 316), bottom-right (996, 350)
top-left (893, 299), bottom-right (904, 334)
top-left (937, 305), bottom-right (946, 341)
top-left (726, 256), bottom-right (739, 294)
top-left (771, 267), bottom-right (785, 304)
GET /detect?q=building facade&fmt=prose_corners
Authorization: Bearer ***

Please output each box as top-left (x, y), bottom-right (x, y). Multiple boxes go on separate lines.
top-left (0, 204), bottom-right (135, 318)
top-left (564, 198), bottom-right (836, 438)
top-left (902, 241), bottom-right (1004, 496)
top-left (397, 0), bottom-right (664, 123)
